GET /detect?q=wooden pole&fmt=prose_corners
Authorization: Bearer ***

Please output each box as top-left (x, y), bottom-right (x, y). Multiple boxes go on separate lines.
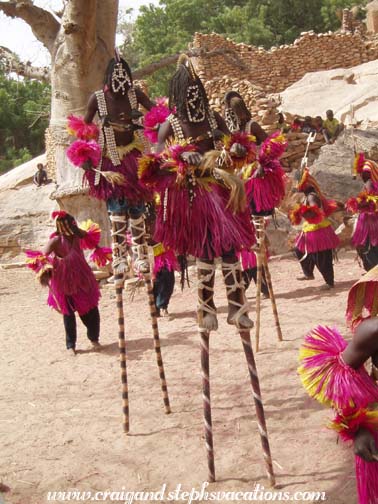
top-left (144, 271), bottom-right (171, 414)
top-left (240, 330), bottom-right (275, 487)
top-left (200, 330), bottom-right (215, 482)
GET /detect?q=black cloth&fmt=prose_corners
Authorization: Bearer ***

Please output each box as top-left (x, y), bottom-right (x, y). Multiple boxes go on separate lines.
top-left (242, 267), bottom-right (269, 297)
top-left (153, 267), bottom-right (175, 311)
top-left (357, 240), bottom-right (378, 272)
top-left (63, 306), bottom-right (100, 350)
top-left (295, 248), bottom-right (334, 286)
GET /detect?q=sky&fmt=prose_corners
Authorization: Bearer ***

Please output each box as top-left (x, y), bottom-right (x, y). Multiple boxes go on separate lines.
top-left (0, 0), bottom-right (157, 67)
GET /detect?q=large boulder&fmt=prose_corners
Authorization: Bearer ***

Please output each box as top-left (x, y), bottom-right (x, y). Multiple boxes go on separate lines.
top-left (0, 176), bottom-right (56, 262)
top-left (280, 59), bottom-right (378, 124)
top-left (0, 156), bottom-right (110, 262)
top-left (310, 128), bottom-right (378, 202)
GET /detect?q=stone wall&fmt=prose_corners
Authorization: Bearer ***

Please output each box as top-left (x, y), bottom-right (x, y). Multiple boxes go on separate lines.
top-left (192, 31), bottom-right (378, 93)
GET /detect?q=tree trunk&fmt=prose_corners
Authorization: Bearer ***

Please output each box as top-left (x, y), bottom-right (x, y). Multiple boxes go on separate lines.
top-left (0, 0), bottom-right (120, 245)
top-left (48, 0), bottom-right (119, 244)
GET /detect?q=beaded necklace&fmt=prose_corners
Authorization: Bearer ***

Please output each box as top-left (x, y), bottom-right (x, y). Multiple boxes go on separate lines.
top-left (95, 87), bottom-right (149, 180)
top-left (167, 110), bottom-right (219, 145)
top-left (95, 90), bottom-right (121, 171)
top-left (166, 109), bottom-right (219, 208)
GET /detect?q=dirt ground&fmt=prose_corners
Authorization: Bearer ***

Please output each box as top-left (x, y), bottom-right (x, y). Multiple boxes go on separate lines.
top-left (0, 251), bottom-right (367, 503)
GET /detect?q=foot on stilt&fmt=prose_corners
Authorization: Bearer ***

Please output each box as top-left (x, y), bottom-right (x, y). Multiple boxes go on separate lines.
top-left (130, 215), bottom-right (150, 274)
top-left (197, 260), bottom-right (218, 332)
top-left (109, 213), bottom-right (130, 278)
top-left (297, 275), bottom-right (314, 281)
top-left (222, 261), bottom-right (254, 330)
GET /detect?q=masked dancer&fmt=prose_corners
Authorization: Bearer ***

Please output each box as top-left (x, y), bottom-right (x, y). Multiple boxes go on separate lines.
top-left (346, 153), bottom-right (378, 272)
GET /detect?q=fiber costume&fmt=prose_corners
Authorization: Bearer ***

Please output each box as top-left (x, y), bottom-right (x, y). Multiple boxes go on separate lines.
top-left (224, 92), bottom-right (287, 216)
top-left (224, 92), bottom-right (285, 349)
top-left (290, 168), bottom-right (339, 286)
top-left (144, 200), bottom-right (179, 317)
top-left (238, 248), bottom-right (269, 297)
top-left (299, 325), bottom-right (378, 504)
top-left (67, 56), bottom-right (172, 430)
top-left (67, 56), bottom-right (153, 276)
top-left (346, 265), bottom-right (378, 331)
top-left (347, 153), bottom-right (378, 272)
top-left (25, 212), bottom-right (111, 350)
top-left (152, 243), bottom-right (179, 316)
top-left (139, 55), bottom-right (275, 485)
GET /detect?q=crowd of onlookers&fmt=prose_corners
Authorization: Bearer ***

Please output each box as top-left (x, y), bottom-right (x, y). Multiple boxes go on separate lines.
top-left (276, 109), bottom-right (344, 143)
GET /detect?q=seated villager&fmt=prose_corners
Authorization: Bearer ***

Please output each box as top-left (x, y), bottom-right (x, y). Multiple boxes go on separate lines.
top-left (33, 163), bottom-right (49, 186)
top-left (323, 109), bottom-right (344, 143)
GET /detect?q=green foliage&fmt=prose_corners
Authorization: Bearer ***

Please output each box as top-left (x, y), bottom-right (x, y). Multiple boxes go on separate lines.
top-left (0, 66), bottom-right (50, 174)
top-left (119, 0), bottom-right (368, 97)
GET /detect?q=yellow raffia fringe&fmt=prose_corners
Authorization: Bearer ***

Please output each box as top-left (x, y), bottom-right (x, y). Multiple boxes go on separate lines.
top-left (153, 243), bottom-right (165, 257)
top-left (138, 154), bottom-right (157, 178)
top-left (328, 409), bottom-right (378, 434)
top-left (298, 327), bottom-right (334, 407)
top-left (298, 350), bottom-right (333, 407)
top-left (104, 138), bottom-right (143, 160)
top-left (302, 219), bottom-right (331, 233)
top-left (95, 170), bottom-right (126, 186)
top-left (79, 219), bottom-right (99, 233)
top-left (222, 133), bottom-right (256, 149)
top-left (271, 133), bottom-right (286, 144)
top-left (241, 162), bottom-right (258, 180)
top-left (26, 254), bottom-right (46, 266)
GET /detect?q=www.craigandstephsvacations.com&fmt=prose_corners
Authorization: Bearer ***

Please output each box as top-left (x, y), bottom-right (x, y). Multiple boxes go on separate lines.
top-left (46, 483), bottom-right (327, 502)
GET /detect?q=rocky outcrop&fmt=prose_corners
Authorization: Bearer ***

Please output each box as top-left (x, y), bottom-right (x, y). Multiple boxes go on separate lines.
top-left (310, 129), bottom-right (378, 202)
top-left (0, 180), bottom-right (56, 260)
top-left (280, 59), bottom-right (378, 124)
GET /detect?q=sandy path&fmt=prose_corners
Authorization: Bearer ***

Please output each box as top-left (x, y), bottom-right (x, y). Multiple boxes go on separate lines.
top-left (0, 251), bottom-right (364, 503)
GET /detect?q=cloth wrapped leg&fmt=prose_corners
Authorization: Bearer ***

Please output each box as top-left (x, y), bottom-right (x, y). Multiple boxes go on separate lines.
top-left (130, 215), bottom-right (150, 274)
top-left (197, 260), bottom-right (218, 332)
top-left (221, 260), bottom-right (253, 329)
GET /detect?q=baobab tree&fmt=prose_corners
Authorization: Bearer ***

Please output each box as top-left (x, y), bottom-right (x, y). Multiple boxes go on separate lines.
top-left (0, 0), bottom-right (119, 233)
top-left (0, 1), bottom-right (246, 232)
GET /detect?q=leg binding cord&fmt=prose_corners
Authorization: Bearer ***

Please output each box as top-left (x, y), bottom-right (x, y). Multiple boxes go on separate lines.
top-left (109, 213), bottom-right (129, 280)
top-left (130, 215), bottom-right (150, 274)
top-left (196, 260), bottom-right (218, 332)
top-left (222, 261), bottom-right (254, 330)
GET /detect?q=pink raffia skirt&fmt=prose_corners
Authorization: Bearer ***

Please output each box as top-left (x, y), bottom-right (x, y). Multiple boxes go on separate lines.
top-left (84, 149), bottom-right (152, 204)
top-left (295, 225), bottom-right (340, 253)
top-left (246, 166), bottom-right (286, 214)
top-left (238, 248), bottom-right (270, 270)
top-left (352, 212), bottom-right (378, 248)
top-left (154, 184), bottom-right (255, 259)
top-left (355, 431), bottom-right (378, 504)
top-left (153, 248), bottom-right (179, 276)
top-left (47, 252), bottom-right (100, 316)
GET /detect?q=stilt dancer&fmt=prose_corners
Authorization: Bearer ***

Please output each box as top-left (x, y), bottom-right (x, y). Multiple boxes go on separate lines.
top-left (139, 55), bottom-right (274, 481)
top-left (67, 53), bottom-right (171, 430)
top-left (223, 91), bottom-right (287, 352)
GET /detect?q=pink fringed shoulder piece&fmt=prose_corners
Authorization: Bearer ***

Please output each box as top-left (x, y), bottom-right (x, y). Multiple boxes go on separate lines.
top-left (298, 325), bottom-right (378, 410)
top-left (67, 115), bottom-right (99, 141)
top-left (143, 100), bottom-right (170, 144)
top-left (67, 139), bottom-right (102, 168)
top-left (78, 220), bottom-right (101, 250)
top-left (89, 247), bottom-right (112, 268)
